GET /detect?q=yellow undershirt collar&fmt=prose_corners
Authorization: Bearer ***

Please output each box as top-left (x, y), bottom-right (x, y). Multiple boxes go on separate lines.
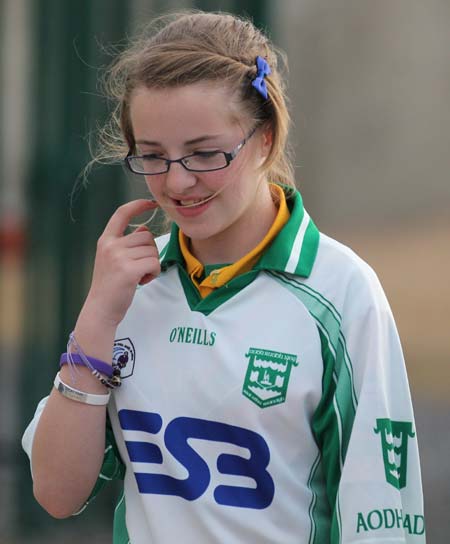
top-left (179, 184), bottom-right (290, 298)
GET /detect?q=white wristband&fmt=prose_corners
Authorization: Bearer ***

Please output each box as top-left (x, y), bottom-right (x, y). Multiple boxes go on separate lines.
top-left (54, 372), bottom-right (111, 406)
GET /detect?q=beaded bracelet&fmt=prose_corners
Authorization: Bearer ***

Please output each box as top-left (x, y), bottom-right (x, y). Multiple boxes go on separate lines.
top-left (63, 332), bottom-right (122, 389)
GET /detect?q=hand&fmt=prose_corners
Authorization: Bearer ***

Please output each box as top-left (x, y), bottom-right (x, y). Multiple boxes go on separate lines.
top-left (82, 199), bottom-right (161, 327)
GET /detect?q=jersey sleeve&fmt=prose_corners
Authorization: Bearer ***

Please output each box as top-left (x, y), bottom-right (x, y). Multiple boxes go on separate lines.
top-left (311, 265), bottom-right (425, 543)
top-left (22, 396), bottom-right (125, 515)
top-left (22, 395), bottom-right (49, 477)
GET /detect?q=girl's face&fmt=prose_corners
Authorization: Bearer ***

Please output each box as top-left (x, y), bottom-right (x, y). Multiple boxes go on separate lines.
top-left (129, 82), bottom-right (274, 261)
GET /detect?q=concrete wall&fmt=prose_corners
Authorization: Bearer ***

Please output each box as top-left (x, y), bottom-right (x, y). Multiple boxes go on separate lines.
top-left (272, 5), bottom-right (450, 537)
top-left (272, 0), bottom-right (450, 228)
top-left (269, 0), bottom-right (450, 392)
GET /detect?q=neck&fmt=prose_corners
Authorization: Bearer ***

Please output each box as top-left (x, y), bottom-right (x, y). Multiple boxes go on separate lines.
top-left (190, 182), bottom-right (278, 264)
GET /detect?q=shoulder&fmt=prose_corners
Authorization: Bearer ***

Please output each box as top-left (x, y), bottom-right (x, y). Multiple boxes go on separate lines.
top-left (303, 232), bottom-right (392, 320)
top-left (314, 233), bottom-right (379, 286)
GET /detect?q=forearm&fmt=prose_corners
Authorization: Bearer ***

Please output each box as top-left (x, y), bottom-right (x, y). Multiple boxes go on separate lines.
top-left (30, 200), bottom-right (160, 518)
top-left (32, 314), bottom-right (116, 518)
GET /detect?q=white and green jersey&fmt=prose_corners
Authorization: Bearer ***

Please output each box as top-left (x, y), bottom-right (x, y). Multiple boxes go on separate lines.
top-left (23, 190), bottom-right (425, 543)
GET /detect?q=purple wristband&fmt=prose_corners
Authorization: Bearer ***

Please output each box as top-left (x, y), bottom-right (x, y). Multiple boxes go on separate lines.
top-left (60, 352), bottom-right (114, 378)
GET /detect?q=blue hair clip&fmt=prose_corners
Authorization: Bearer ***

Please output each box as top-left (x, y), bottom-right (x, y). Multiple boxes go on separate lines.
top-left (251, 56), bottom-right (271, 100)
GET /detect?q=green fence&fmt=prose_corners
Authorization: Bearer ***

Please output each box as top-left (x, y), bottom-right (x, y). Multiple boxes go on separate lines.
top-left (17, 0), bottom-right (267, 540)
top-left (17, 0), bottom-right (130, 536)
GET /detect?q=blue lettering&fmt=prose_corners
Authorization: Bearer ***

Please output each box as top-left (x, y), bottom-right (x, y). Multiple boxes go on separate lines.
top-left (137, 417), bottom-right (210, 500)
top-left (215, 426), bottom-right (273, 509)
top-left (118, 410), bottom-right (274, 509)
top-left (119, 410), bottom-right (163, 465)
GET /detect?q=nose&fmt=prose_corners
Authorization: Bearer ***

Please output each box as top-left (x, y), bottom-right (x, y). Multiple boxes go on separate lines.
top-left (164, 161), bottom-right (197, 195)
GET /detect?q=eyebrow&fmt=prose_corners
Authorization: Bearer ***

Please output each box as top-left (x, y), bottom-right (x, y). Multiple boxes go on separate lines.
top-left (135, 134), bottom-right (223, 146)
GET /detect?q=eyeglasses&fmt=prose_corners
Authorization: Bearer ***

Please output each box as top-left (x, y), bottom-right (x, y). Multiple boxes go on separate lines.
top-left (125, 127), bottom-right (256, 175)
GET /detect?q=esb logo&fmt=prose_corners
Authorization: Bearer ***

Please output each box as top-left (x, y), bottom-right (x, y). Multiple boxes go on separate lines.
top-left (119, 409), bottom-right (274, 509)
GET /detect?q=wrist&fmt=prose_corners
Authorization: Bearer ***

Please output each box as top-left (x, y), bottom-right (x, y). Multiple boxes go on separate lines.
top-left (74, 305), bottom-right (118, 364)
top-left (58, 366), bottom-right (111, 396)
top-left (79, 294), bottom-right (122, 330)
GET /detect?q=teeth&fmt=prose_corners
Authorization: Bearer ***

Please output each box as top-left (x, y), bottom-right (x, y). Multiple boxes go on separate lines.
top-left (179, 199), bottom-right (205, 206)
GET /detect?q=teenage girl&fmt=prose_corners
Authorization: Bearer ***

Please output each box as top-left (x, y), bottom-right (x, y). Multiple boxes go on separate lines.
top-left (23, 11), bottom-right (425, 544)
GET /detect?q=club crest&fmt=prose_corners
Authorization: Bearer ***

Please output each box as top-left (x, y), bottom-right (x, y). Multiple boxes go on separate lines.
top-left (374, 418), bottom-right (415, 489)
top-left (242, 347), bottom-right (298, 408)
top-left (112, 338), bottom-right (136, 378)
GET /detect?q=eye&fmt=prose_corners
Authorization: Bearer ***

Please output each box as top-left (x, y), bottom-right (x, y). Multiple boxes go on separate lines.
top-left (193, 150), bottom-right (221, 158)
top-left (141, 153), bottom-right (165, 160)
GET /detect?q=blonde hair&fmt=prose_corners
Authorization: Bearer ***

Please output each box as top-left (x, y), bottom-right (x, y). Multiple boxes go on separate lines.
top-left (93, 10), bottom-right (295, 188)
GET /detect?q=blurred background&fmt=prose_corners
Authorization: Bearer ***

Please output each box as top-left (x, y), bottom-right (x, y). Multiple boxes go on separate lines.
top-left (1, 0), bottom-right (449, 542)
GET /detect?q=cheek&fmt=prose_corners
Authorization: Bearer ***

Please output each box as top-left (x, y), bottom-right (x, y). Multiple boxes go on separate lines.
top-left (204, 160), bottom-right (249, 193)
top-left (202, 169), bottom-right (230, 188)
top-left (144, 174), bottom-right (165, 195)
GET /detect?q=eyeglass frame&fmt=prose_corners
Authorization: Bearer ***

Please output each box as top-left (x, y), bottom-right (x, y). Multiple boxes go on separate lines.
top-left (124, 126), bottom-right (257, 176)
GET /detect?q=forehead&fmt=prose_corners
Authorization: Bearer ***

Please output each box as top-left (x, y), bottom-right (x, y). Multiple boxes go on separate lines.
top-left (129, 82), bottom-right (246, 142)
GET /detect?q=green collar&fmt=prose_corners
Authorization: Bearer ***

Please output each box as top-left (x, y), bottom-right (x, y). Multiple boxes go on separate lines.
top-left (160, 188), bottom-right (319, 278)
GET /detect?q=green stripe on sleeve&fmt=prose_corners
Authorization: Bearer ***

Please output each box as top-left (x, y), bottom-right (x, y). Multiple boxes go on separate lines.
top-left (74, 415), bottom-right (125, 515)
top-left (268, 271), bottom-right (359, 544)
top-left (307, 453), bottom-right (332, 544)
top-left (113, 490), bottom-right (130, 544)
top-left (269, 272), bottom-right (357, 412)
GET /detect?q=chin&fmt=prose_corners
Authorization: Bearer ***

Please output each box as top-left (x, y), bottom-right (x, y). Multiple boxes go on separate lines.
top-left (180, 227), bottom-right (217, 241)
top-left (179, 220), bottom-right (225, 241)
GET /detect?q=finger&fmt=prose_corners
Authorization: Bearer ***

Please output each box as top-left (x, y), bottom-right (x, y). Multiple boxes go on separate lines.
top-left (103, 200), bottom-right (159, 238)
top-left (122, 229), bottom-right (156, 249)
top-left (133, 257), bottom-right (161, 284)
top-left (139, 273), bottom-right (155, 286)
top-left (126, 245), bottom-right (160, 260)
top-left (134, 225), bottom-right (149, 233)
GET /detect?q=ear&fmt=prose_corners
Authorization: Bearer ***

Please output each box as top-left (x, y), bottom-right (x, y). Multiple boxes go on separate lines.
top-left (260, 124), bottom-right (273, 159)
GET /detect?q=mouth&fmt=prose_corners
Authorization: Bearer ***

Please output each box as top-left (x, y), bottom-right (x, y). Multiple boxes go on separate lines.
top-left (173, 196), bottom-right (213, 208)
